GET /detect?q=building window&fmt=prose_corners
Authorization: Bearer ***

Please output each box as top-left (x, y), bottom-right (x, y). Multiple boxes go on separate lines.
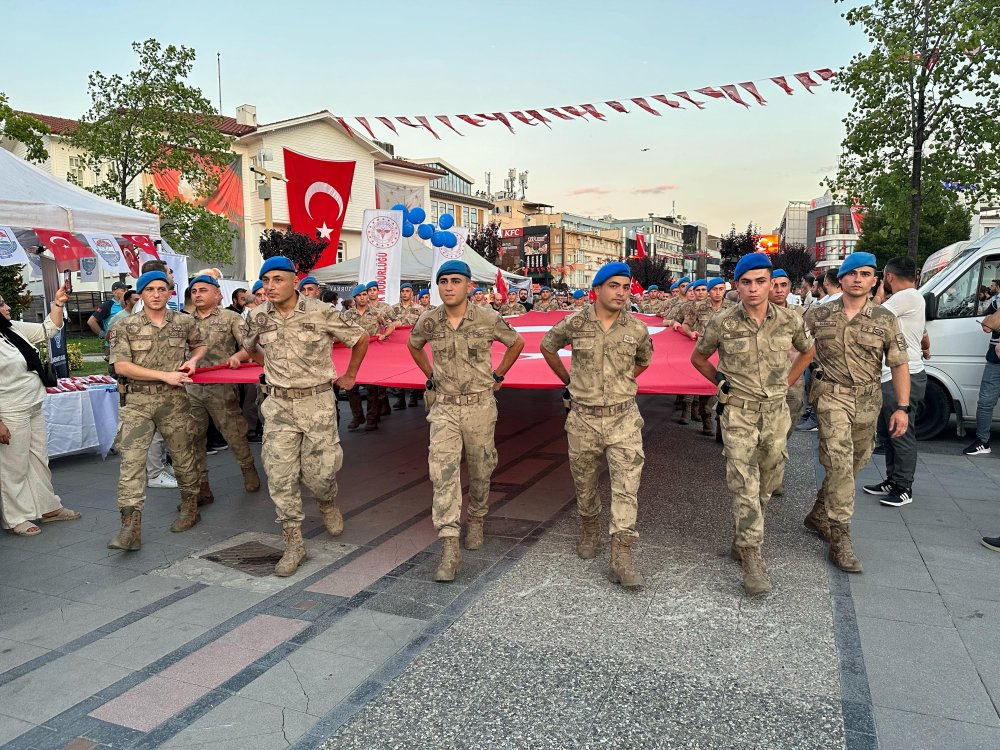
top-left (470, 209), bottom-right (479, 232)
top-left (430, 200), bottom-right (439, 223)
top-left (337, 242), bottom-right (345, 264)
top-left (462, 206), bottom-right (470, 226)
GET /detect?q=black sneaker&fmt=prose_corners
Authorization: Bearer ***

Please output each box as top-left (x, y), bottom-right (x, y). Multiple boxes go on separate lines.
top-left (963, 441), bottom-right (991, 456)
top-left (880, 487), bottom-right (913, 507)
top-left (863, 479), bottom-right (894, 496)
top-left (982, 536), bottom-right (1000, 552)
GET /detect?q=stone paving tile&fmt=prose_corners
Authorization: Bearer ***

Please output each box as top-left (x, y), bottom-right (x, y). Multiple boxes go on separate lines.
top-left (73, 615), bottom-right (211, 671)
top-left (874, 707), bottom-right (1000, 750)
top-left (0, 712), bottom-right (37, 745)
top-left (0, 637), bottom-right (50, 675)
top-left (159, 695), bottom-right (315, 749)
top-left (850, 583), bottom-right (954, 628)
top-left (0, 600), bottom-right (130, 650)
top-left (304, 609), bottom-right (425, 659)
top-left (151, 584), bottom-right (271, 627)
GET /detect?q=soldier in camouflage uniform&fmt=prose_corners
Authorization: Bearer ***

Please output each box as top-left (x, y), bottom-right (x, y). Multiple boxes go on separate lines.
top-left (242, 256), bottom-right (369, 576)
top-left (408, 260), bottom-right (524, 583)
top-left (671, 280), bottom-right (708, 424)
top-left (390, 283), bottom-right (424, 409)
top-left (107, 271), bottom-right (207, 551)
top-left (365, 281), bottom-right (394, 415)
top-left (343, 285), bottom-right (395, 431)
top-left (498, 296), bottom-right (527, 316)
top-left (185, 275), bottom-right (261, 506)
top-left (681, 277), bottom-right (735, 435)
top-left (639, 285), bottom-right (665, 315)
top-left (541, 261), bottom-right (653, 589)
top-left (768, 270), bottom-right (806, 440)
top-left (692, 254), bottom-right (815, 596)
top-left (665, 281), bottom-right (698, 327)
top-left (418, 288), bottom-right (435, 312)
top-left (803, 252), bottom-right (910, 573)
top-left (532, 286), bottom-right (561, 312)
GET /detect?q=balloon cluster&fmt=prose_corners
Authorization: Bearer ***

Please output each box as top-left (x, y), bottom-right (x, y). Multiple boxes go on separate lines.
top-left (391, 204), bottom-right (459, 249)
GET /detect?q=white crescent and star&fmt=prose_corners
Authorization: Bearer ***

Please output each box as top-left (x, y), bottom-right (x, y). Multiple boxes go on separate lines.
top-left (304, 182), bottom-right (345, 222)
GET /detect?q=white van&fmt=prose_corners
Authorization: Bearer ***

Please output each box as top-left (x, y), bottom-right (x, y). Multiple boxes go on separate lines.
top-left (917, 227), bottom-right (1000, 439)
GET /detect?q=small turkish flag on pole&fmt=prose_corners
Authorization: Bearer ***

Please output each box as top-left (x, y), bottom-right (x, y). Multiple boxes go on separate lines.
top-left (283, 148), bottom-right (356, 270)
top-left (33, 228), bottom-right (93, 272)
top-left (635, 231), bottom-right (647, 258)
top-left (631, 278), bottom-right (644, 297)
top-left (495, 269), bottom-right (508, 303)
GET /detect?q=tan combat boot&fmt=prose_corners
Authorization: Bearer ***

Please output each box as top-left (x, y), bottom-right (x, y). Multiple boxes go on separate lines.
top-left (170, 495), bottom-right (201, 533)
top-left (609, 533), bottom-right (644, 588)
top-left (677, 400), bottom-right (692, 425)
top-left (829, 521), bottom-right (863, 573)
top-left (347, 390), bottom-right (364, 430)
top-left (434, 537), bottom-right (462, 582)
top-left (701, 410), bottom-right (714, 436)
top-left (197, 479), bottom-right (215, 506)
top-left (465, 516), bottom-right (485, 550)
top-left (275, 525), bottom-right (307, 576)
top-left (577, 514), bottom-right (600, 559)
top-left (803, 499), bottom-right (831, 542)
top-left (107, 508), bottom-right (142, 551)
top-left (320, 503), bottom-right (344, 536)
top-left (740, 546), bottom-right (772, 597)
top-left (242, 463), bottom-right (261, 492)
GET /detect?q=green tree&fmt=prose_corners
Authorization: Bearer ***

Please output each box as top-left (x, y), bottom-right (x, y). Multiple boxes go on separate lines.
top-left (626, 256), bottom-right (673, 290)
top-left (719, 223), bottom-right (761, 279)
top-left (831, 0), bottom-right (1000, 260)
top-left (258, 228), bottom-right (327, 273)
top-left (0, 265), bottom-right (32, 319)
top-left (0, 94), bottom-right (48, 162)
top-left (69, 39), bottom-right (236, 264)
top-left (770, 244), bottom-right (817, 284)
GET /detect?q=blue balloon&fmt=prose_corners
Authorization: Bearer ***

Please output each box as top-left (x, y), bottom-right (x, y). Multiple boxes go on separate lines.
top-left (443, 231), bottom-right (458, 248)
top-left (417, 223), bottom-right (434, 240)
top-left (408, 206), bottom-right (426, 224)
top-left (431, 231), bottom-right (446, 247)
top-left (439, 213), bottom-right (455, 230)
top-left (402, 221), bottom-right (415, 238)
top-left (391, 203), bottom-right (407, 213)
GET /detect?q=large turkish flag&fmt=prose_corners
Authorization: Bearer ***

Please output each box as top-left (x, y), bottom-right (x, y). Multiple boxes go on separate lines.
top-left (33, 228), bottom-right (93, 272)
top-left (283, 148), bottom-right (355, 270)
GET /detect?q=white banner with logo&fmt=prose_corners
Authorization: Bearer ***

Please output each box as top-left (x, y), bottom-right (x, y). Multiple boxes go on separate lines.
top-left (79, 256), bottom-right (101, 283)
top-left (0, 225), bottom-right (31, 267)
top-left (82, 232), bottom-right (131, 274)
top-left (430, 227), bottom-right (469, 306)
top-left (158, 246), bottom-right (188, 312)
top-left (357, 209), bottom-right (404, 305)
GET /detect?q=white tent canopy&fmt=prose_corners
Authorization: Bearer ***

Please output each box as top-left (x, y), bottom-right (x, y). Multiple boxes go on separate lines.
top-left (0, 148), bottom-right (159, 236)
top-left (310, 235), bottom-right (528, 285)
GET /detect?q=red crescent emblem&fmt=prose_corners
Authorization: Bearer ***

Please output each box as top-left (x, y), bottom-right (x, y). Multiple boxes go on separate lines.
top-left (123, 246), bottom-right (140, 278)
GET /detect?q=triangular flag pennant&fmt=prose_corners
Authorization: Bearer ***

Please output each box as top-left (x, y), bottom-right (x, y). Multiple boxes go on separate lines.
top-left (770, 76), bottom-right (795, 95)
top-left (720, 85), bottom-right (750, 108)
top-left (738, 82), bottom-right (768, 106)
top-left (631, 97), bottom-right (661, 116)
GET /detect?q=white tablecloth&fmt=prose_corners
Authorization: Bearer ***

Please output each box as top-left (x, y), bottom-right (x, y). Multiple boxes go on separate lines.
top-left (43, 385), bottom-right (119, 459)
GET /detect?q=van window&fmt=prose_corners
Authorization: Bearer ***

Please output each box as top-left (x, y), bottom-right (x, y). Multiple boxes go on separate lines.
top-left (936, 257), bottom-right (1000, 318)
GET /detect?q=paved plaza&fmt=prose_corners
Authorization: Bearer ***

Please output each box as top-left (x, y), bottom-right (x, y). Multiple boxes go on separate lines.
top-left (0, 390), bottom-right (998, 749)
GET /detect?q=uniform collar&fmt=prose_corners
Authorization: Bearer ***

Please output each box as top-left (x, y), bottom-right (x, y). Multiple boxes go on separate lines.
top-left (434, 302), bottom-right (476, 322)
top-left (736, 301), bottom-right (777, 321)
top-left (584, 303), bottom-right (628, 327)
top-left (138, 308), bottom-right (175, 326)
top-left (826, 296), bottom-right (874, 318)
top-left (195, 306), bottom-right (221, 320)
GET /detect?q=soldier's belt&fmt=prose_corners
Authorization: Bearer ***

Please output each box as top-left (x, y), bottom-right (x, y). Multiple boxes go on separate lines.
top-left (824, 382), bottom-right (880, 397)
top-left (123, 381), bottom-right (182, 395)
top-left (260, 382), bottom-right (334, 400)
top-left (724, 396), bottom-right (786, 412)
top-left (570, 400), bottom-right (635, 417)
top-left (436, 390), bottom-right (492, 405)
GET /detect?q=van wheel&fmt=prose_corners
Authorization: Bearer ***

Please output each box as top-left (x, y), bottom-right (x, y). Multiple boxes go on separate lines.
top-left (917, 379), bottom-right (951, 441)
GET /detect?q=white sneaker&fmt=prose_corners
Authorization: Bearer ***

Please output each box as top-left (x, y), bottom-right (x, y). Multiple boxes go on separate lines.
top-left (148, 472), bottom-right (178, 489)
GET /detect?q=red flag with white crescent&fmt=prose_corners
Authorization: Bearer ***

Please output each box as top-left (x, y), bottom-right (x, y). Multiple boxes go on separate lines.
top-left (631, 278), bottom-right (644, 297)
top-left (33, 228), bottom-right (93, 272)
top-left (121, 234), bottom-right (160, 261)
top-left (283, 148), bottom-right (356, 270)
top-left (635, 231), bottom-right (647, 258)
top-left (496, 269), bottom-right (508, 303)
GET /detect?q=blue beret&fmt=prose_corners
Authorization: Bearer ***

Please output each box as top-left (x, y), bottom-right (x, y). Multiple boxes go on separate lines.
top-left (400, 283), bottom-right (412, 290)
top-left (418, 288), bottom-right (430, 298)
top-left (706, 277), bottom-right (725, 291)
top-left (678, 276), bottom-right (691, 284)
top-left (251, 280), bottom-right (263, 294)
top-left (135, 270), bottom-right (168, 293)
top-left (259, 256), bottom-right (296, 279)
top-left (190, 274), bottom-right (219, 288)
top-left (298, 275), bottom-right (318, 290)
top-left (351, 284), bottom-right (368, 298)
top-left (473, 288), bottom-right (484, 295)
top-left (771, 269), bottom-right (789, 279)
top-left (838, 252), bottom-right (878, 278)
top-left (365, 280), bottom-right (379, 290)
top-left (647, 284), bottom-right (659, 291)
top-left (436, 260), bottom-right (472, 282)
top-left (592, 262), bottom-right (631, 287)
top-left (733, 252), bottom-right (773, 280)
top-left (572, 290), bottom-right (585, 299)
top-left (669, 281), bottom-right (681, 291)
top-left (540, 285), bottom-right (553, 292)
top-left (689, 279), bottom-right (707, 290)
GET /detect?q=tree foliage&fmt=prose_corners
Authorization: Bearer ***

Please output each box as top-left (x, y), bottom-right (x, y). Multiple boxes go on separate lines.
top-left (718, 223), bottom-right (761, 279)
top-left (626, 256), bottom-right (674, 290)
top-left (770, 245), bottom-right (817, 284)
top-left (467, 221), bottom-right (501, 266)
top-left (258, 228), bottom-right (327, 273)
top-left (0, 94), bottom-right (48, 162)
top-left (0, 264), bottom-right (32, 319)
top-left (141, 186), bottom-right (237, 266)
top-left (831, 0), bottom-right (1000, 259)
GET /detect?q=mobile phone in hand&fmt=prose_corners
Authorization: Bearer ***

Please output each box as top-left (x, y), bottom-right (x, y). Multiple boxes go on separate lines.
top-left (62, 270), bottom-right (73, 293)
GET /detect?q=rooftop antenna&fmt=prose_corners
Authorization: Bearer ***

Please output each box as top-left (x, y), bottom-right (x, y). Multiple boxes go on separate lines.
top-left (216, 52), bottom-right (222, 114)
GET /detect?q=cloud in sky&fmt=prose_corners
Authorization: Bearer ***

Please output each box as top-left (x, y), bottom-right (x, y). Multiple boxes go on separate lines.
top-left (634, 184), bottom-right (680, 195)
top-left (567, 186), bottom-right (611, 196)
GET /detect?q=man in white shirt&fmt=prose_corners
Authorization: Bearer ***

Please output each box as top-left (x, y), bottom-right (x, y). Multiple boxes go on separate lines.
top-left (863, 256), bottom-right (928, 507)
top-left (816, 268), bottom-right (843, 305)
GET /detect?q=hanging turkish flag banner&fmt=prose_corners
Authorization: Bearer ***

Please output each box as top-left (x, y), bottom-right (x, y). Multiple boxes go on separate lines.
top-left (33, 228), bottom-right (93, 272)
top-left (496, 269), bottom-right (508, 303)
top-left (631, 278), bottom-right (644, 297)
top-left (635, 231), bottom-right (647, 258)
top-left (122, 234), bottom-right (160, 262)
top-left (283, 148), bottom-right (356, 270)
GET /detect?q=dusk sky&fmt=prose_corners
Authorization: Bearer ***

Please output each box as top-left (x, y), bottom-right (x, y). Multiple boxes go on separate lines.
top-left (4, 0), bottom-right (867, 236)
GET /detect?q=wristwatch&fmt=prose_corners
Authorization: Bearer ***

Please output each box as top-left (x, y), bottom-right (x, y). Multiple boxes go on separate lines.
top-left (425, 379), bottom-right (435, 391)
top-left (895, 404), bottom-right (912, 413)
top-left (491, 371), bottom-right (504, 383)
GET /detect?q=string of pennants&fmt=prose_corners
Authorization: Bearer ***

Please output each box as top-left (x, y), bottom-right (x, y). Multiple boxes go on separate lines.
top-left (333, 69), bottom-right (837, 141)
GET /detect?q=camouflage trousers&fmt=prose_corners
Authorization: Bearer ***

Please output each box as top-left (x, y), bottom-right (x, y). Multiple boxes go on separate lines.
top-left (813, 386), bottom-right (881, 524)
top-left (721, 398), bottom-right (790, 548)
top-left (260, 390), bottom-right (341, 527)
top-left (566, 402), bottom-right (644, 538)
top-left (427, 396), bottom-right (498, 538)
top-left (115, 391), bottom-right (200, 510)
top-left (186, 383), bottom-right (254, 483)
top-left (786, 378), bottom-right (805, 440)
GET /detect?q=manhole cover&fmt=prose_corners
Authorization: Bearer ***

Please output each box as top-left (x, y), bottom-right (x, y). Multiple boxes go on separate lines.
top-left (200, 541), bottom-right (284, 577)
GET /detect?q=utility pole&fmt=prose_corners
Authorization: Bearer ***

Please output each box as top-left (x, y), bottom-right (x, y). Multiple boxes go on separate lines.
top-left (250, 164), bottom-right (286, 230)
top-left (217, 53), bottom-right (222, 114)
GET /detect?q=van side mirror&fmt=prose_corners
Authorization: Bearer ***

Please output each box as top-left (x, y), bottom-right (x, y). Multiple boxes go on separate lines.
top-left (924, 292), bottom-right (938, 321)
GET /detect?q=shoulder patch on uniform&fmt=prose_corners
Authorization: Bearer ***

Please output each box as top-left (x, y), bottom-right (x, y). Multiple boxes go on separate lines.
top-left (570, 315), bottom-right (584, 330)
top-left (723, 318), bottom-right (738, 331)
top-left (422, 318), bottom-right (436, 332)
top-left (814, 307), bottom-right (831, 320)
top-left (623, 334), bottom-right (637, 344)
top-left (895, 333), bottom-right (907, 350)
top-left (303, 322), bottom-right (316, 331)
